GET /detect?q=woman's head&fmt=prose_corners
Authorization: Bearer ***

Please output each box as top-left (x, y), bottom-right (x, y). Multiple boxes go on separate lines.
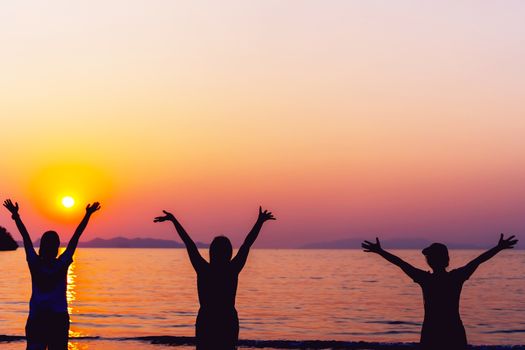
top-left (39, 231), bottom-right (60, 260)
top-left (209, 236), bottom-right (232, 265)
top-left (422, 242), bottom-right (449, 271)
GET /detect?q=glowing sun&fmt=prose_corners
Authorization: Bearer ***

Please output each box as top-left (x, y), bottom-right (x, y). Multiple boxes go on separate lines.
top-left (62, 196), bottom-right (75, 208)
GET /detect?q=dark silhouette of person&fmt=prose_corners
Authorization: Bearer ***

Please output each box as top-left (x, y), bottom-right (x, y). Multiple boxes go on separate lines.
top-left (154, 206), bottom-right (276, 350)
top-left (362, 234), bottom-right (518, 350)
top-left (3, 199), bottom-right (101, 350)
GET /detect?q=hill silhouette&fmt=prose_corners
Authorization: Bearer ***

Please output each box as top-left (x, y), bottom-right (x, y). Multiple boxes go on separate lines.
top-left (18, 236), bottom-right (209, 248)
top-left (20, 236), bottom-right (211, 248)
top-left (77, 237), bottom-right (210, 248)
top-left (0, 226), bottom-right (18, 251)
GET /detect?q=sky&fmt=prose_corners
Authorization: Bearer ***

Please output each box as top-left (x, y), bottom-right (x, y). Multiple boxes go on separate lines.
top-left (1, 1), bottom-right (524, 248)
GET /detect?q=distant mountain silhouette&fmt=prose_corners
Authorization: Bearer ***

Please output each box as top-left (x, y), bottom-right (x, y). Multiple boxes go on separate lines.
top-left (300, 238), bottom-right (510, 249)
top-left (77, 236), bottom-right (210, 248)
top-left (23, 236), bottom-right (209, 248)
top-left (14, 236), bottom-right (521, 249)
top-left (0, 226), bottom-right (18, 251)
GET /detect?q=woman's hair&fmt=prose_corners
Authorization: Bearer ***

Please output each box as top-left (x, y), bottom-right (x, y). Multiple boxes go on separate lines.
top-left (209, 236), bottom-right (233, 265)
top-left (39, 230), bottom-right (60, 260)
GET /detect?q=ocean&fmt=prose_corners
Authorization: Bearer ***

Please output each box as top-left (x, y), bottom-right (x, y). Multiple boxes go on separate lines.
top-left (1, 248), bottom-right (524, 349)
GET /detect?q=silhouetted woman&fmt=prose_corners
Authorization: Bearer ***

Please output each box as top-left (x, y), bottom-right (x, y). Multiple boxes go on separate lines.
top-left (362, 234), bottom-right (518, 350)
top-left (154, 206), bottom-right (275, 350)
top-left (3, 199), bottom-right (100, 350)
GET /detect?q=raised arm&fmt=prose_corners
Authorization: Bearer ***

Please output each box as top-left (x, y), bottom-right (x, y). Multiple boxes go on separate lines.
top-left (232, 207), bottom-right (276, 272)
top-left (63, 202), bottom-right (101, 258)
top-left (362, 237), bottom-right (425, 281)
top-left (154, 210), bottom-right (207, 272)
top-left (3, 199), bottom-right (37, 259)
top-left (460, 234), bottom-right (518, 279)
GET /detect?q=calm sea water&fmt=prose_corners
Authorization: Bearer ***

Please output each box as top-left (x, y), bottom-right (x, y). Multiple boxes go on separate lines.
top-left (0, 248), bottom-right (524, 348)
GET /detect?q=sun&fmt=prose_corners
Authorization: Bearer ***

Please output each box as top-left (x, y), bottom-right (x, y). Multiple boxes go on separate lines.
top-left (62, 196), bottom-right (75, 208)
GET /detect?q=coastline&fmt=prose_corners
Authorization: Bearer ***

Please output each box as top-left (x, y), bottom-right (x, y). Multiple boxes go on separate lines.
top-left (2, 336), bottom-right (524, 349)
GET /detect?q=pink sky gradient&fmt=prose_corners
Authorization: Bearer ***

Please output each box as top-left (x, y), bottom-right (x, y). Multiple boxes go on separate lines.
top-left (1, 1), bottom-right (524, 247)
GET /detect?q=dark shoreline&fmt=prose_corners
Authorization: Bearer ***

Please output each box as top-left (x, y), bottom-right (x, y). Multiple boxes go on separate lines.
top-left (2, 335), bottom-right (524, 349)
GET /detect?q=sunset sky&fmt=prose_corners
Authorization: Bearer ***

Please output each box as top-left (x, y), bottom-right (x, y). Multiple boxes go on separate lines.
top-left (1, 1), bottom-right (524, 248)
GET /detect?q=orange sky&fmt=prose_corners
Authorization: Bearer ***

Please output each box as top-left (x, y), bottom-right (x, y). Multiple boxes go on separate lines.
top-left (1, 1), bottom-right (524, 247)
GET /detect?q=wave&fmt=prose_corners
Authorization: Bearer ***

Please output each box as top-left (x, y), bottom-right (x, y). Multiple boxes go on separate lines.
top-left (483, 329), bottom-right (525, 334)
top-left (2, 335), bottom-right (524, 349)
top-left (0, 336), bottom-right (24, 342)
top-left (130, 337), bottom-right (525, 349)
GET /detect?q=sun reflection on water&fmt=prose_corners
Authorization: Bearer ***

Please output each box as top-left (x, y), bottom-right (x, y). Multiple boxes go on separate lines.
top-left (66, 259), bottom-right (85, 345)
top-left (68, 341), bottom-right (89, 350)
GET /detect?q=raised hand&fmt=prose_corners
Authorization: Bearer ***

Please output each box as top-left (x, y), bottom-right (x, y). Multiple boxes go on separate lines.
top-left (154, 210), bottom-right (176, 223)
top-left (497, 234), bottom-right (518, 250)
top-left (257, 206), bottom-right (276, 223)
top-left (3, 199), bottom-right (19, 216)
top-left (86, 202), bottom-right (101, 215)
top-left (3, 199), bottom-right (35, 256)
top-left (362, 237), bottom-right (383, 254)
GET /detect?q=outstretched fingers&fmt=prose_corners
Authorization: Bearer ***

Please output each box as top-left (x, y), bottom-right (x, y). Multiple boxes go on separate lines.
top-left (162, 210), bottom-right (175, 219)
top-left (3, 199), bottom-right (19, 213)
top-left (361, 243), bottom-right (374, 253)
top-left (264, 210), bottom-right (276, 220)
top-left (153, 216), bottom-right (167, 222)
top-left (86, 202), bottom-right (101, 214)
top-left (362, 237), bottom-right (382, 253)
top-left (154, 210), bottom-right (174, 223)
top-left (258, 207), bottom-right (276, 221)
top-left (499, 234), bottom-right (519, 249)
